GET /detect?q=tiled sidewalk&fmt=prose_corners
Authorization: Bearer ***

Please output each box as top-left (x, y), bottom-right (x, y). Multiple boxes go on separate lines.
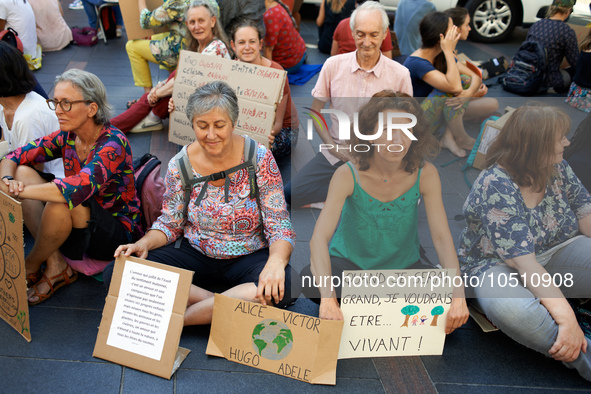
top-left (1, 2), bottom-right (591, 392)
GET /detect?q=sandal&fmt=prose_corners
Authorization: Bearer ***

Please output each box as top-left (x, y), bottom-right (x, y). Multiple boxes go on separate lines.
top-left (28, 267), bottom-right (78, 306)
top-left (126, 99), bottom-right (138, 109)
top-left (26, 270), bottom-right (43, 287)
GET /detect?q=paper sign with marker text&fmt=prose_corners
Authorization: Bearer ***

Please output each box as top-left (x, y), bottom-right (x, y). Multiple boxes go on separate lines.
top-left (206, 294), bottom-right (343, 385)
top-left (170, 50), bottom-right (286, 147)
top-left (338, 269), bottom-right (455, 359)
top-left (0, 191), bottom-right (30, 342)
top-left (93, 255), bottom-right (193, 379)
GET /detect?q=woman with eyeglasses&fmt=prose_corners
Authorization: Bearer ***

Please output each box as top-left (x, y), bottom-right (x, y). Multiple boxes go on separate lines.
top-left (0, 69), bottom-right (142, 305)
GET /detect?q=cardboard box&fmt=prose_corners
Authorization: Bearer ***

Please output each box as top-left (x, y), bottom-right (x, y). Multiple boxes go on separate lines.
top-left (473, 107), bottom-right (516, 170)
top-left (170, 51), bottom-right (286, 147)
top-left (119, 0), bottom-right (169, 41)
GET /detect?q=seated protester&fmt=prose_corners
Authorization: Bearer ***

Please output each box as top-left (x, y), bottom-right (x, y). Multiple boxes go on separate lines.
top-left (303, 91), bottom-right (469, 331)
top-left (285, 1), bottom-right (412, 208)
top-left (0, 42), bottom-right (63, 177)
top-left (394, 0), bottom-right (435, 56)
top-left (565, 112), bottom-right (591, 191)
top-left (125, 0), bottom-right (197, 95)
top-left (316, 0), bottom-right (355, 54)
top-left (112, 0), bottom-right (231, 133)
top-left (0, 69), bottom-right (142, 305)
top-left (216, 0), bottom-right (266, 38)
top-left (526, 0), bottom-right (578, 93)
top-left (331, 0), bottom-right (393, 59)
top-left (458, 104), bottom-right (591, 382)
top-left (81, 0), bottom-right (123, 39)
top-left (263, 0), bottom-right (307, 74)
top-left (107, 81), bottom-right (297, 325)
top-left (404, 12), bottom-right (497, 158)
top-left (0, 0), bottom-right (42, 69)
top-left (230, 18), bottom-right (298, 159)
top-left (566, 28), bottom-right (591, 113)
top-left (28, 0), bottom-right (72, 51)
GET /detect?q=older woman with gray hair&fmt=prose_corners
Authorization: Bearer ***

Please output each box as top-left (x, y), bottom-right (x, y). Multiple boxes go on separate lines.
top-left (0, 69), bottom-right (143, 305)
top-left (110, 81), bottom-right (297, 326)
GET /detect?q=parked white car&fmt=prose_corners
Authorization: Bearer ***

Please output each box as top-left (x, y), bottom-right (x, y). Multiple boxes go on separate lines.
top-left (304, 0), bottom-right (554, 43)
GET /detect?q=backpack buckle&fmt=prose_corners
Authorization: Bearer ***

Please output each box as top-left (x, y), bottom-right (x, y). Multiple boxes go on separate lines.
top-left (210, 171), bottom-right (226, 181)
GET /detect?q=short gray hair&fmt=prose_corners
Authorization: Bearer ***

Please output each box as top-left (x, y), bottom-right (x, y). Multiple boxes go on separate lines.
top-left (186, 81), bottom-right (239, 125)
top-left (54, 69), bottom-right (112, 125)
top-left (350, 1), bottom-right (389, 33)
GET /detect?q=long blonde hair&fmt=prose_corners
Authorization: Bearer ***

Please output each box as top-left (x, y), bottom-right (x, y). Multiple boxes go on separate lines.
top-left (328, 0), bottom-right (348, 13)
top-left (580, 28), bottom-right (591, 51)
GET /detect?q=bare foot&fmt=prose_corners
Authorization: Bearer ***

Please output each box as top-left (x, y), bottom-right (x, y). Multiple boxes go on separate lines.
top-left (456, 135), bottom-right (476, 151)
top-left (440, 131), bottom-right (467, 158)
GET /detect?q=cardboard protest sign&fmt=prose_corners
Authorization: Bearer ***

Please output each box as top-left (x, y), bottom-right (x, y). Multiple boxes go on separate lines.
top-left (473, 107), bottom-right (515, 170)
top-left (338, 269), bottom-right (455, 359)
top-left (94, 255), bottom-right (193, 379)
top-left (170, 50), bottom-right (286, 147)
top-left (119, 0), bottom-right (169, 41)
top-left (0, 191), bottom-right (30, 341)
top-left (206, 294), bottom-right (343, 385)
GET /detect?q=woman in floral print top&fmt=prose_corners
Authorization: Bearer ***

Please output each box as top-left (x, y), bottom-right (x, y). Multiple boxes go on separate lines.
top-left (111, 81), bottom-right (296, 326)
top-left (458, 104), bottom-right (591, 382)
top-left (0, 70), bottom-right (141, 306)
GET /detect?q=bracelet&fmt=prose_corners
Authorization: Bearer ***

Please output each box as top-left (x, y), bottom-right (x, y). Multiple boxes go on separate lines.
top-left (2, 175), bottom-right (14, 181)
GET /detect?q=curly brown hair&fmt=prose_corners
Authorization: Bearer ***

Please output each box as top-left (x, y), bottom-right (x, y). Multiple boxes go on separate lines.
top-left (351, 90), bottom-right (439, 173)
top-left (485, 104), bottom-right (571, 192)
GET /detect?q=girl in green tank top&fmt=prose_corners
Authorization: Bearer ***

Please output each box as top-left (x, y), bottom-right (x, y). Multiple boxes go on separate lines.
top-left (309, 91), bottom-right (469, 333)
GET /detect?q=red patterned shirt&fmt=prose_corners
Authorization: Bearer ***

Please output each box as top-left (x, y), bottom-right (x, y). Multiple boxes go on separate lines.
top-left (264, 4), bottom-right (306, 69)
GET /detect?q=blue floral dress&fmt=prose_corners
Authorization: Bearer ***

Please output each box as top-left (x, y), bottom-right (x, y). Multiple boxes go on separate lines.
top-left (458, 161), bottom-right (591, 279)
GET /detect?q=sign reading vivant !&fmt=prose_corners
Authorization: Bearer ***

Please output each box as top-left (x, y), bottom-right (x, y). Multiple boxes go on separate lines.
top-left (170, 51), bottom-right (286, 147)
top-left (338, 269), bottom-right (455, 359)
top-left (206, 294), bottom-right (343, 385)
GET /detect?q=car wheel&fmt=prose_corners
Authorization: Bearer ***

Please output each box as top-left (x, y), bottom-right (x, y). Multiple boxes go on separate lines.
top-left (466, 0), bottom-right (519, 43)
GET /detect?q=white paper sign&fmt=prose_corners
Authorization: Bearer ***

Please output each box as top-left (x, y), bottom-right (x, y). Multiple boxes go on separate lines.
top-left (338, 269), bottom-right (454, 359)
top-left (106, 261), bottom-right (180, 361)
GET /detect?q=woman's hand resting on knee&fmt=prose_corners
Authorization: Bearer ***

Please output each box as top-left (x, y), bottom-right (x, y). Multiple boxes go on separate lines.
top-left (550, 313), bottom-right (587, 362)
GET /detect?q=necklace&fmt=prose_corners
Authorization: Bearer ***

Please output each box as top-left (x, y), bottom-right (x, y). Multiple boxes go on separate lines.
top-left (77, 125), bottom-right (102, 156)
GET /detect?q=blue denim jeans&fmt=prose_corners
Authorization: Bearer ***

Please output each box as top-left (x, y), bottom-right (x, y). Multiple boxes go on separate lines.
top-left (82, 0), bottom-right (123, 29)
top-left (471, 236), bottom-right (591, 381)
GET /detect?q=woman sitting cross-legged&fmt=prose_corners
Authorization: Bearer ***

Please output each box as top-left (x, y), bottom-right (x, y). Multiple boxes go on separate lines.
top-left (0, 69), bottom-right (143, 305)
top-left (105, 81), bottom-right (297, 325)
top-left (302, 91), bottom-right (469, 333)
top-left (458, 104), bottom-right (591, 381)
top-left (404, 12), bottom-right (498, 158)
top-left (112, 0), bottom-right (231, 133)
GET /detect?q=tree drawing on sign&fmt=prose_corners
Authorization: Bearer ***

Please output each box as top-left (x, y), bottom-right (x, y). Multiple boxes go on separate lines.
top-left (430, 306), bottom-right (444, 326)
top-left (400, 305), bottom-right (420, 327)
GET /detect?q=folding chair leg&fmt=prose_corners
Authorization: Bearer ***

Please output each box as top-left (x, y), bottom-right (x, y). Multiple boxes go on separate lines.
top-left (95, 5), bottom-right (108, 44)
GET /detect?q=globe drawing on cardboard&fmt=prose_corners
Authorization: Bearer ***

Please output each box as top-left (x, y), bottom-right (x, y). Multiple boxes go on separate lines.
top-left (251, 319), bottom-right (293, 360)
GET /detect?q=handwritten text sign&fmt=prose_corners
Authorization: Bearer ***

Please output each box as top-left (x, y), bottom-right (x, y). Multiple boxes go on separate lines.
top-left (170, 51), bottom-right (286, 147)
top-left (206, 294), bottom-right (343, 385)
top-left (338, 269), bottom-right (454, 359)
top-left (0, 191), bottom-right (30, 341)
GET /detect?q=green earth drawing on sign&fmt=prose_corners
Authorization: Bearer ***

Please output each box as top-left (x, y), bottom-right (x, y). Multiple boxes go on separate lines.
top-left (251, 319), bottom-right (293, 360)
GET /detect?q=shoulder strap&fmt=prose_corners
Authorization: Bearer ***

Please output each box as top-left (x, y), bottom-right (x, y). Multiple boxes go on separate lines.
top-left (345, 161), bottom-right (360, 184)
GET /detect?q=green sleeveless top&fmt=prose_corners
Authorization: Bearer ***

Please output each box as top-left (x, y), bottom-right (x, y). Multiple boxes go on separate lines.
top-left (328, 162), bottom-right (422, 270)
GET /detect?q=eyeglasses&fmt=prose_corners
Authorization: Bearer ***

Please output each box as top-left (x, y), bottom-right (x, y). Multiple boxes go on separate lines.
top-left (46, 99), bottom-right (93, 112)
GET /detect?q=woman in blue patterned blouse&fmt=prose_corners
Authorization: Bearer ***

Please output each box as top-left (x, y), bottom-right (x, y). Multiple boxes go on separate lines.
top-left (458, 104), bottom-right (591, 381)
